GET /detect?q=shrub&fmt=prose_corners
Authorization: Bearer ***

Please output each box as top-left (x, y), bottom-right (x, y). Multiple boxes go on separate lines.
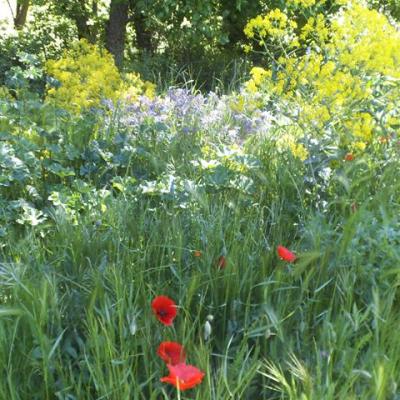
top-left (243, 1), bottom-right (400, 152)
top-left (45, 39), bottom-right (155, 114)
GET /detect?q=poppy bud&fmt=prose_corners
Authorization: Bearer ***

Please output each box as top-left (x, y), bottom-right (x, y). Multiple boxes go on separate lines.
top-left (344, 153), bottom-right (354, 161)
top-left (204, 320), bottom-right (212, 341)
top-left (217, 255), bottom-right (226, 269)
top-left (129, 315), bottom-right (137, 335)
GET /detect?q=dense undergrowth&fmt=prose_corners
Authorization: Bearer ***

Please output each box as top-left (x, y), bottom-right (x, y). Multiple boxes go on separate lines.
top-left (1, 1), bottom-right (400, 399)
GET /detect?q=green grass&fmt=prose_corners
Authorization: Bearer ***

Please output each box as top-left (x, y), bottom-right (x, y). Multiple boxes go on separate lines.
top-left (1, 151), bottom-right (400, 399)
top-left (1, 82), bottom-right (400, 398)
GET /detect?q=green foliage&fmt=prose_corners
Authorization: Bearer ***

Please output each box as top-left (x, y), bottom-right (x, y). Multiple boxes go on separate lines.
top-left (0, 4), bottom-right (77, 98)
top-left (1, 2), bottom-right (400, 396)
top-left (0, 141), bottom-right (400, 398)
top-left (3, 0), bottom-right (400, 90)
top-left (0, 78), bottom-right (400, 397)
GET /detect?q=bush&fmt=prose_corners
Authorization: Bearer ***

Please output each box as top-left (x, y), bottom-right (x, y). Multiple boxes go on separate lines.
top-left (243, 1), bottom-right (400, 153)
top-left (45, 39), bottom-right (155, 114)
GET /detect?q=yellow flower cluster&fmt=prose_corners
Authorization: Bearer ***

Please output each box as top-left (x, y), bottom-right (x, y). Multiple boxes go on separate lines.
top-left (244, 1), bottom-right (400, 149)
top-left (277, 133), bottom-right (309, 161)
top-left (120, 73), bottom-right (156, 102)
top-left (46, 40), bottom-right (120, 113)
top-left (46, 40), bottom-right (155, 114)
top-left (244, 9), bottom-right (298, 47)
top-left (289, 141), bottom-right (309, 161)
top-left (300, 14), bottom-right (329, 43)
top-left (245, 67), bottom-right (272, 93)
top-left (294, 57), bottom-right (372, 135)
top-left (329, 4), bottom-right (400, 78)
top-left (344, 113), bottom-right (374, 142)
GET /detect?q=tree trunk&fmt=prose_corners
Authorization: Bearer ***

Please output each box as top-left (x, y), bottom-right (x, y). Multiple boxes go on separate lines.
top-left (49, 0), bottom-right (95, 42)
top-left (75, 0), bottom-right (95, 42)
top-left (106, 0), bottom-right (129, 68)
top-left (14, 0), bottom-right (30, 29)
top-left (75, 14), bottom-right (92, 41)
top-left (132, 11), bottom-right (153, 54)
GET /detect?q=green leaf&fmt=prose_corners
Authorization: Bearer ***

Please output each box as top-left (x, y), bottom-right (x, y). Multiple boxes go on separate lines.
top-left (0, 307), bottom-right (24, 317)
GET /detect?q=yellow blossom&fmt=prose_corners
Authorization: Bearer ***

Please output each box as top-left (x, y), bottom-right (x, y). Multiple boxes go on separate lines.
top-left (46, 40), bottom-right (155, 114)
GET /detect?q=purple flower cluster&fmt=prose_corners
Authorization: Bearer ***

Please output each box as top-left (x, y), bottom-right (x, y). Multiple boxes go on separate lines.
top-left (113, 88), bottom-right (273, 142)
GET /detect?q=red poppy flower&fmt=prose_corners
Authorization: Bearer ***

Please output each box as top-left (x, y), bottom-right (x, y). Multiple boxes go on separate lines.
top-left (160, 363), bottom-right (205, 391)
top-left (151, 295), bottom-right (177, 326)
top-left (277, 245), bottom-right (296, 263)
top-left (157, 342), bottom-right (186, 365)
top-left (344, 153), bottom-right (354, 161)
top-left (217, 255), bottom-right (226, 269)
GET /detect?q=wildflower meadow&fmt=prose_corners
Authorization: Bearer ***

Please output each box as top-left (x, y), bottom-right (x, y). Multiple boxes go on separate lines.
top-left (1, 0), bottom-right (400, 398)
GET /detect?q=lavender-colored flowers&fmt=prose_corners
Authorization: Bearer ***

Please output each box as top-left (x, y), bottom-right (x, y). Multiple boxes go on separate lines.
top-left (112, 88), bottom-right (273, 143)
